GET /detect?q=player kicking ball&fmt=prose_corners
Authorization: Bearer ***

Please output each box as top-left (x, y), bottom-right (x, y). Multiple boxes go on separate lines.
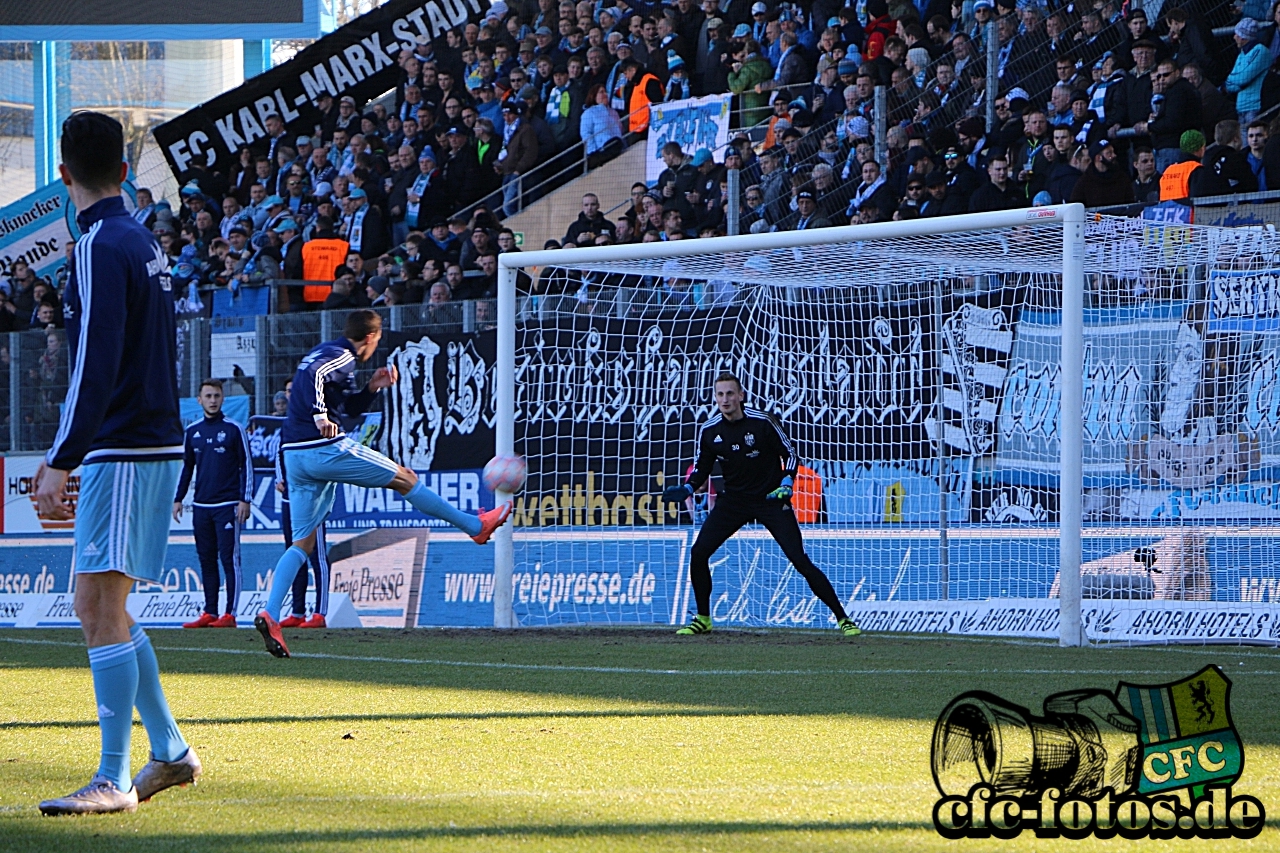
top-left (255, 309), bottom-right (510, 657)
top-left (662, 372), bottom-right (861, 637)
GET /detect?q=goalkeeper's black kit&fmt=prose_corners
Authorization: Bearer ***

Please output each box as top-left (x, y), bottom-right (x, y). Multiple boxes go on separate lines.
top-left (683, 408), bottom-right (847, 621)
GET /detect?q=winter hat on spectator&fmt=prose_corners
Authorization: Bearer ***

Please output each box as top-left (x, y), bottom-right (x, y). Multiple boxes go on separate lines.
top-left (732, 23), bottom-right (750, 37)
top-left (227, 224), bottom-right (249, 237)
top-left (837, 58), bottom-right (858, 75)
top-left (973, 0), bottom-right (994, 9)
top-left (1236, 18), bottom-right (1260, 40)
top-left (691, 148), bottom-right (714, 166)
top-left (1070, 89), bottom-right (1089, 104)
top-left (368, 275), bottom-right (391, 295)
top-left (791, 109), bottom-right (814, 127)
top-left (180, 181), bottom-right (202, 197)
top-left (1088, 138), bottom-right (1111, 158)
top-left (925, 170), bottom-right (947, 186)
top-left (706, 17), bottom-right (723, 29)
top-left (957, 117), bottom-right (985, 139)
top-left (668, 52), bottom-right (686, 70)
top-left (1180, 129), bottom-right (1206, 154)
top-left (846, 115), bottom-right (871, 138)
top-left (1032, 191), bottom-right (1053, 206)
top-left (518, 84), bottom-right (539, 101)
top-left (797, 189), bottom-right (815, 200)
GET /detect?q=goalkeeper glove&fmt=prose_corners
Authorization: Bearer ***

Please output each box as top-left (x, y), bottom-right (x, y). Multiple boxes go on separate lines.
top-left (766, 476), bottom-right (794, 504)
top-left (662, 483), bottom-right (694, 503)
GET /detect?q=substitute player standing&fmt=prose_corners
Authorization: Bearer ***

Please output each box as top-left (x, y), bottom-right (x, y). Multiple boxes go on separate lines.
top-left (255, 309), bottom-right (511, 657)
top-left (36, 112), bottom-right (201, 815)
top-left (174, 379), bottom-right (252, 628)
top-left (662, 372), bottom-right (862, 637)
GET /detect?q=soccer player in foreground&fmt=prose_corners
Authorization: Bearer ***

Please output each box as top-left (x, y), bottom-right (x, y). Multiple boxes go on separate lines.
top-left (662, 372), bottom-right (861, 637)
top-left (36, 111), bottom-right (201, 815)
top-left (255, 309), bottom-right (510, 657)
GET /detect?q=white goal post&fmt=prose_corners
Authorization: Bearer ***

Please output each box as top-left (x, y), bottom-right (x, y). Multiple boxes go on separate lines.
top-left (493, 205), bottom-right (1087, 644)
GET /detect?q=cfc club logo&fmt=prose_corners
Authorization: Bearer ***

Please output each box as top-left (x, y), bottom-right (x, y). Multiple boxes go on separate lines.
top-left (930, 666), bottom-right (1265, 839)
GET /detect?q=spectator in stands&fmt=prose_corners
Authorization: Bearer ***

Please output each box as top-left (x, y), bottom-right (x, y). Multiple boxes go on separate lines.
top-left (727, 40), bottom-right (773, 124)
top-left (1071, 140), bottom-right (1135, 206)
top-left (1182, 63), bottom-right (1233, 137)
top-left (1247, 119), bottom-right (1269, 188)
top-left (565, 194), bottom-right (617, 244)
top-left (580, 84), bottom-right (625, 167)
top-left (1132, 147), bottom-right (1160, 203)
top-left (845, 159), bottom-right (894, 221)
top-left (276, 218), bottom-right (305, 282)
top-left (1134, 58), bottom-right (1202, 172)
top-left (496, 102), bottom-right (539, 217)
top-left (1203, 120), bottom-right (1258, 192)
top-left (969, 155), bottom-right (1026, 212)
top-left (338, 188), bottom-right (387, 260)
top-left (1227, 18), bottom-right (1270, 125)
top-left (322, 274), bottom-right (365, 310)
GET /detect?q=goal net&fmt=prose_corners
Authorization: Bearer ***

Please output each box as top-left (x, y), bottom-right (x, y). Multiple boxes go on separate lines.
top-left (491, 206), bottom-right (1280, 645)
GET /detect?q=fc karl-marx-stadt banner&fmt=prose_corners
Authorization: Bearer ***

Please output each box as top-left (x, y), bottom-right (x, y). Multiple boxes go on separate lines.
top-left (153, 0), bottom-right (491, 181)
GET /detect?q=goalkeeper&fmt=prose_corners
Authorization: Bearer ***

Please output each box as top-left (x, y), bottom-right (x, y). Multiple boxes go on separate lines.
top-left (663, 372), bottom-right (861, 637)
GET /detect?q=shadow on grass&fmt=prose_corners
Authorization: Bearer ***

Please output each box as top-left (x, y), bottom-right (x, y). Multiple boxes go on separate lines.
top-left (0, 818), bottom-right (938, 850)
top-left (1, 707), bottom-right (799, 730)
top-left (2, 629), bottom-right (1279, 744)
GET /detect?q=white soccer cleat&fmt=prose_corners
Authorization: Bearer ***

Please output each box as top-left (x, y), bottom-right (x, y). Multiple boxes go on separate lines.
top-left (132, 747), bottom-right (203, 802)
top-left (39, 775), bottom-right (139, 816)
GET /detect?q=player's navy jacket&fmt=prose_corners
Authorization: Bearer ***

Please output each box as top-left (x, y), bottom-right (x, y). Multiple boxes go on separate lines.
top-left (46, 195), bottom-right (183, 470)
top-left (174, 413), bottom-right (254, 507)
top-left (686, 408), bottom-right (798, 499)
top-left (281, 338), bottom-right (377, 448)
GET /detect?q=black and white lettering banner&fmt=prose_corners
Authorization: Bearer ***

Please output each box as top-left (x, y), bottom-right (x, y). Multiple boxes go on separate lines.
top-left (152, 0), bottom-right (490, 181)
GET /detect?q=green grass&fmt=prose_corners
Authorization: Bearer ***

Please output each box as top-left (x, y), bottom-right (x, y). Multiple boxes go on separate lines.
top-left (0, 627), bottom-right (1278, 851)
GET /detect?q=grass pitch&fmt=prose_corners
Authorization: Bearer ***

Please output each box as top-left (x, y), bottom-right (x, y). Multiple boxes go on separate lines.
top-left (0, 627), bottom-right (1277, 852)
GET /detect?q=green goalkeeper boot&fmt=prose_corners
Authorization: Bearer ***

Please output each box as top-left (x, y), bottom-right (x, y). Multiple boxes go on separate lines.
top-left (838, 618), bottom-right (862, 637)
top-left (676, 615), bottom-right (712, 635)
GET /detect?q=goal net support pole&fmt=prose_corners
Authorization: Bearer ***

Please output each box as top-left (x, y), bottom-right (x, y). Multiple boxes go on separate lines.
top-left (495, 205), bottom-right (1087, 641)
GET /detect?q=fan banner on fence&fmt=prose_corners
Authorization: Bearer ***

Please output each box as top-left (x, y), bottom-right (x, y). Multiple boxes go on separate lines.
top-left (152, 0), bottom-right (491, 182)
top-left (998, 301), bottom-right (1280, 519)
top-left (644, 94), bottom-right (732, 185)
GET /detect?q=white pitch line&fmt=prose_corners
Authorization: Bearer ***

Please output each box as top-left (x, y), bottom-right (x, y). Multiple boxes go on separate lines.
top-left (1, 637), bottom-right (1278, 678)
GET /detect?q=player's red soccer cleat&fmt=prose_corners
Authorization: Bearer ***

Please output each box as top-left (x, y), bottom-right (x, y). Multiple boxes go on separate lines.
top-left (253, 610), bottom-right (290, 658)
top-left (182, 612), bottom-right (217, 629)
top-left (279, 614), bottom-right (305, 628)
top-left (471, 502), bottom-right (512, 545)
top-left (210, 613), bottom-right (237, 628)
top-left (299, 613), bottom-right (326, 629)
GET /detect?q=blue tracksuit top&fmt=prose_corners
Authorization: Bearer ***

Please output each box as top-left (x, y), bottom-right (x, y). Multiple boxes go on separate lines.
top-left (174, 413), bottom-right (254, 507)
top-left (280, 338), bottom-right (377, 448)
top-left (46, 195), bottom-right (183, 470)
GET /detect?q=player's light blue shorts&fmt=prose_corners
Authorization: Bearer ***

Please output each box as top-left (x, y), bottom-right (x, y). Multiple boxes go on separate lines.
top-left (284, 437), bottom-right (398, 540)
top-left (75, 460), bottom-right (181, 583)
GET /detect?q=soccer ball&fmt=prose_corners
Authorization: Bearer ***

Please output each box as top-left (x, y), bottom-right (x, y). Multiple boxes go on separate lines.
top-left (483, 454), bottom-right (527, 494)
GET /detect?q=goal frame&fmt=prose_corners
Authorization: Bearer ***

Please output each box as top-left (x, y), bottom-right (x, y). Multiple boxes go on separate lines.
top-left (494, 203), bottom-right (1087, 646)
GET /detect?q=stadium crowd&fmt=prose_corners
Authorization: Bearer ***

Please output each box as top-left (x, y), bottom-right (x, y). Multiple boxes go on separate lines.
top-left (11, 0), bottom-right (1280, 317)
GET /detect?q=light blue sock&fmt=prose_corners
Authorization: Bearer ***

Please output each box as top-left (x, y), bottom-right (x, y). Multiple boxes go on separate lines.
top-left (266, 546), bottom-right (309, 619)
top-left (405, 481), bottom-right (482, 536)
top-left (129, 625), bottom-right (188, 763)
top-left (87, 642), bottom-right (138, 791)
